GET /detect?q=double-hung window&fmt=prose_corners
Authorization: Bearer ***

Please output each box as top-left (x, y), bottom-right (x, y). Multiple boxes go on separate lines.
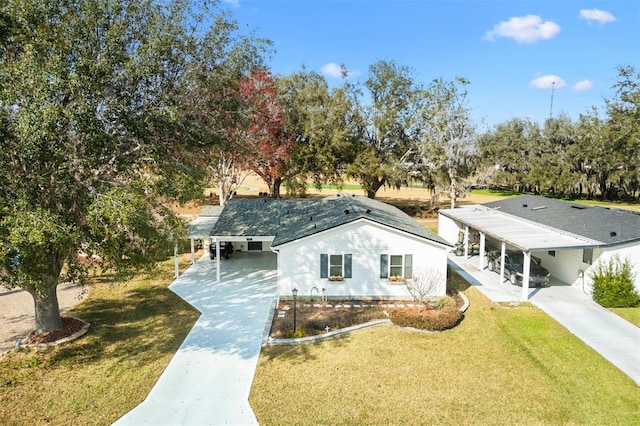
top-left (380, 254), bottom-right (413, 279)
top-left (320, 254), bottom-right (352, 279)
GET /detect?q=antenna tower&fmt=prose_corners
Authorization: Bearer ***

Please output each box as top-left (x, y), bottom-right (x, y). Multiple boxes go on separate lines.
top-left (549, 81), bottom-right (555, 119)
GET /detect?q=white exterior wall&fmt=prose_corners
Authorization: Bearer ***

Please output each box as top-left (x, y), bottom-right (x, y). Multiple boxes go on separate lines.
top-left (582, 243), bottom-right (640, 294)
top-left (275, 219), bottom-right (448, 300)
top-left (534, 248), bottom-right (592, 288)
top-left (438, 214), bottom-right (462, 246)
top-left (535, 244), bottom-right (640, 294)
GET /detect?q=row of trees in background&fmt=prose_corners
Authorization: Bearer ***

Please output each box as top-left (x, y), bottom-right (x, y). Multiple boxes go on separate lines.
top-left (478, 66), bottom-right (640, 201)
top-left (208, 59), bottom-right (638, 207)
top-left (204, 60), bottom-right (482, 208)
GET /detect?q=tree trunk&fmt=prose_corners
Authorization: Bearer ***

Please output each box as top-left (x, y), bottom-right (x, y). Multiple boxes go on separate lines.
top-left (29, 283), bottom-right (63, 334)
top-left (365, 177), bottom-right (383, 199)
top-left (449, 171), bottom-right (458, 209)
top-left (218, 181), bottom-right (226, 206)
top-left (271, 176), bottom-right (282, 198)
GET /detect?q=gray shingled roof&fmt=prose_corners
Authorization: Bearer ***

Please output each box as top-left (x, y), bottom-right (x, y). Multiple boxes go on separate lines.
top-left (211, 194), bottom-right (450, 247)
top-left (483, 195), bottom-right (640, 246)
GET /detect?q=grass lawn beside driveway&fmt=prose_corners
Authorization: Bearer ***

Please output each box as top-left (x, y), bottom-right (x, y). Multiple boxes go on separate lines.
top-left (0, 255), bottom-right (200, 426)
top-left (250, 281), bottom-right (640, 425)
top-left (611, 307), bottom-right (640, 327)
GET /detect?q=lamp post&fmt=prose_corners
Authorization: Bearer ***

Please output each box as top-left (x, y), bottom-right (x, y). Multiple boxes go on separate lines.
top-left (292, 288), bottom-right (298, 333)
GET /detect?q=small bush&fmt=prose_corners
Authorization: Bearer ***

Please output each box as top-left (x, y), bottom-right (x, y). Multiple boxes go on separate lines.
top-left (389, 306), bottom-right (463, 331)
top-left (431, 295), bottom-right (455, 309)
top-left (283, 326), bottom-right (306, 339)
top-left (590, 255), bottom-right (639, 308)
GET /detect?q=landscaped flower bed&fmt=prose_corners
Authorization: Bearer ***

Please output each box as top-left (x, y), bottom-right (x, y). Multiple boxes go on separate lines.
top-left (270, 294), bottom-right (465, 338)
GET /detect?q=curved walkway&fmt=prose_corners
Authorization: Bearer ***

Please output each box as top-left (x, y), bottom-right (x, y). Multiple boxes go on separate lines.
top-left (449, 256), bottom-right (640, 386)
top-left (0, 283), bottom-right (87, 355)
top-left (114, 252), bottom-right (277, 426)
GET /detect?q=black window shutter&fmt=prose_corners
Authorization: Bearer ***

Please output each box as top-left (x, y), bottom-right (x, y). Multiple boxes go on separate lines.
top-left (320, 254), bottom-right (328, 278)
top-left (404, 254), bottom-right (413, 279)
top-left (344, 254), bottom-right (352, 278)
top-left (380, 254), bottom-right (388, 278)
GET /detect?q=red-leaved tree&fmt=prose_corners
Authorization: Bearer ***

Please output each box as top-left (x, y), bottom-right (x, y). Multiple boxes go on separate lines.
top-left (239, 68), bottom-right (296, 198)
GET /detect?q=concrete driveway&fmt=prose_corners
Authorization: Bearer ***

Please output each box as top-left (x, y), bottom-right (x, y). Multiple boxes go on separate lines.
top-left (449, 254), bottom-right (640, 386)
top-left (114, 252), bottom-right (277, 425)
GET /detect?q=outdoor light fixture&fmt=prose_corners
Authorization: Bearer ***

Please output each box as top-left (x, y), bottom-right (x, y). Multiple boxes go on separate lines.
top-left (292, 288), bottom-right (298, 333)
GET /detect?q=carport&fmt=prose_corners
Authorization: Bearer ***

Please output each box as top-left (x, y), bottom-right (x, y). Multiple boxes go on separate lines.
top-left (210, 236), bottom-right (275, 282)
top-left (439, 205), bottom-right (600, 300)
top-left (173, 206), bottom-right (223, 278)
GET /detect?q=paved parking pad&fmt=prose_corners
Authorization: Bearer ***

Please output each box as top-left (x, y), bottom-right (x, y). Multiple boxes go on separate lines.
top-left (114, 252), bottom-right (277, 426)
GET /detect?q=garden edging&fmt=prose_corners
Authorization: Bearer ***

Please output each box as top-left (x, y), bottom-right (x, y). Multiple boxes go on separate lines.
top-left (266, 291), bottom-right (470, 346)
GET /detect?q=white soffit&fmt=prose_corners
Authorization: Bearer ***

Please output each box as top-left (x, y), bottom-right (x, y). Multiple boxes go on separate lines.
top-left (441, 205), bottom-right (601, 251)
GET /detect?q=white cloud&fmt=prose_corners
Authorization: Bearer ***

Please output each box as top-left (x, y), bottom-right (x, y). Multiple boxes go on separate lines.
top-left (530, 75), bottom-right (566, 89)
top-left (222, 0), bottom-right (240, 8)
top-left (321, 62), bottom-right (359, 79)
top-left (579, 9), bottom-right (616, 24)
top-left (573, 80), bottom-right (593, 91)
top-left (483, 15), bottom-right (561, 43)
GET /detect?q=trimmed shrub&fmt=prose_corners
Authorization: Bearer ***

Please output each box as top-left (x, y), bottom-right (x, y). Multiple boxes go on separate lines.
top-left (590, 255), bottom-right (639, 308)
top-left (389, 306), bottom-right (463, 331)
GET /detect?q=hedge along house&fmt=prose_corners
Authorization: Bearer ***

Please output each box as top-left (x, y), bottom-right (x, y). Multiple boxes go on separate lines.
top-left (438, 194), bottom-right (640, 301)
top-left (210, 194), bottom-right (451, 301)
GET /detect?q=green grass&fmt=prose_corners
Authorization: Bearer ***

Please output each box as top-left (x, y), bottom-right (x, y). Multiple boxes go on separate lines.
top-left (2, 255), bottom-right (639, 425)
top-left (250, 273), bottom-right (640, 425)
top-left (568, 198), bottom-right (640, 212)
top-left (0, 255), bottom-right (199, 426)
top-left (471, 188), bottom-right (522, 197)
top-left (610, 306), bottom-right (640, 327)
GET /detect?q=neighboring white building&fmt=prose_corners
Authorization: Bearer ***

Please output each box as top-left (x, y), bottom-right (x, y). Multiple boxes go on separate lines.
top-left (210, 194), bottom-right (451, 301)
top-left (438, 194), bottom-right (640, 300)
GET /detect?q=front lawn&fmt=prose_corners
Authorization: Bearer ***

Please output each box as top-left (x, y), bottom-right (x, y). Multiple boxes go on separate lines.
top-left (250, 285), bottom-right (640, 425)
top-left (610, 306), bottom-right (640, 327)
top-left (0, 255), bottom-right (200, 425)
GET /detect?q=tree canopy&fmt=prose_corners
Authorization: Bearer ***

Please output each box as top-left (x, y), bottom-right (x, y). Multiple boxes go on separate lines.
top-left (0, 0), bottom-right (266, 332)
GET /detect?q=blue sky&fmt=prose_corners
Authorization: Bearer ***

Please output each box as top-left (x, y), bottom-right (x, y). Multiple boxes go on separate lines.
top-left (222, 0), bottom-right (639, 130)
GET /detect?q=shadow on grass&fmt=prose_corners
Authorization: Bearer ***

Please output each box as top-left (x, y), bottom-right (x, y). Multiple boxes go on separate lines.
top-left (447, 266), bottom-right (471, 293)
top-left (50, 284), bottom-right (198, 367)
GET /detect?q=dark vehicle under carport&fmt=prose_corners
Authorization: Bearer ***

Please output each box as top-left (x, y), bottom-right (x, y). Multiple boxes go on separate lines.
top-left (487, 250), bottom-right (550, 287)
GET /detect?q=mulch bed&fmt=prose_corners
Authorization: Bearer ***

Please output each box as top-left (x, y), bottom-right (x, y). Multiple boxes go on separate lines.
top-left (270, 294), bottom-right (464, 338)
top-left (25, 317), bottom-right (86, 345)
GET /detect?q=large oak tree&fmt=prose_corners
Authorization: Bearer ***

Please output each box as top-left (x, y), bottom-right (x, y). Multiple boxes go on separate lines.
top-left (0, 0), bottom-right (264, 333)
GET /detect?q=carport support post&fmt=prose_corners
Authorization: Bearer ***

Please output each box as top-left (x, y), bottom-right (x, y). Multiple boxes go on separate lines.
top-left (190, 237), bottom-right (195, 265)
top-left (464, 225), bottom-right (469, 257)
top-left (478, 232), bottom-right (486, 270)
top-left (500, 242), bottom-right (506, 284)
top-left (521, 251), bottom-right (531, 301)
top-left (215, 239), bottom-right (221, 283)
top-left (174, 241), bottom-right (179, 279)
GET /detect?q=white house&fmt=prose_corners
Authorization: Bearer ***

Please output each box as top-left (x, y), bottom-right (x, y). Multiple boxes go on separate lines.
top-left (438, 194), bottom-right (640, 300)
top-left (210, 194), bottom-right (451, 300)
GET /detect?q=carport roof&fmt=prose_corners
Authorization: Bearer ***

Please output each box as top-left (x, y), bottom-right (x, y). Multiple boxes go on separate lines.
top-left (483, 195), bottom-right (640, 246)
top-left (187, 205), bottom-right (223, 238)
top-left (211, 194), bottom-right (450, 247)
top-left (441, 195), bottom-right (640, 251)
top-left (439, 204), bottom-right (600, 251)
